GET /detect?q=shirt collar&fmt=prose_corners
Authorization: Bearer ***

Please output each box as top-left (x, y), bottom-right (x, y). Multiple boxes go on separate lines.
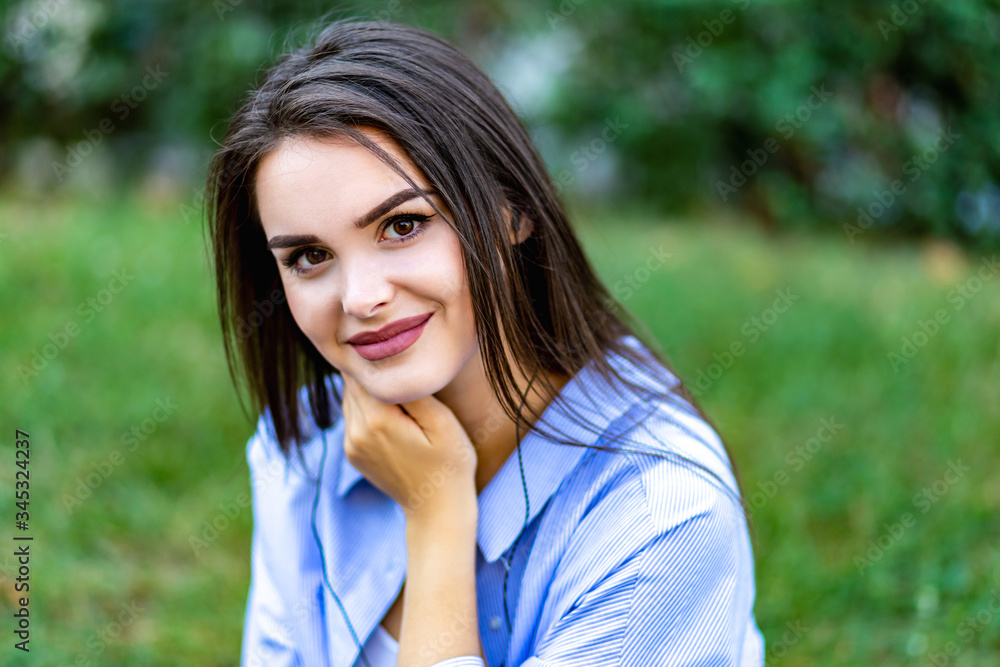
top-left (333, 335), bottom-right (658, 562)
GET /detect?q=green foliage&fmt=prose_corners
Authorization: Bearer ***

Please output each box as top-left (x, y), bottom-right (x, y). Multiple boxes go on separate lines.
top-left (540, 0), bottom-right (1000, 248)
top-left (3, 1), bottom-right (999, 246)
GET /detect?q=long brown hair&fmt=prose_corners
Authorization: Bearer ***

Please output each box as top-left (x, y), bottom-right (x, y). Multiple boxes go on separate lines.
top-left (206, 18), bottom-right (746, 515)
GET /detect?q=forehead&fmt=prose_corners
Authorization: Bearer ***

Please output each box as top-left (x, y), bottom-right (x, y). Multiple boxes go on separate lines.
top-left (254, 131), bottom-right (426, 229)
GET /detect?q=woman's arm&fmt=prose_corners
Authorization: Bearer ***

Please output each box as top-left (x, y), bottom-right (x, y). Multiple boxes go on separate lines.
top-left (338, 373), bottom-right (487, 666)
top-left (398, 492), bottom-right (484, 667)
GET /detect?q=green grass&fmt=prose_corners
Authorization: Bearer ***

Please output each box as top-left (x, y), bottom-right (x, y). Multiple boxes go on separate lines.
top-left (1, 191), bottom-right (998, 665)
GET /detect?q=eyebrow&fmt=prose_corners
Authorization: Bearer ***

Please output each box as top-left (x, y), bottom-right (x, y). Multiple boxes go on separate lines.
top-left (265, 188), bottom-right (432, 251)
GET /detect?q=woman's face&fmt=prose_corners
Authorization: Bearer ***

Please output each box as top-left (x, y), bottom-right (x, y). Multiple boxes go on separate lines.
top-left (254, 129), bottom-right (480, 404)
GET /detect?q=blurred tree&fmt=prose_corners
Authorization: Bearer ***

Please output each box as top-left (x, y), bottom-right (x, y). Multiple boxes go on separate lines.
top-left (2, 0), bottom-right (998, 247)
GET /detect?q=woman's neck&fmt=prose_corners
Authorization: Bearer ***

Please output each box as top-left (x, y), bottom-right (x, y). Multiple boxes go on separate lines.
top-left (433, 346), bottom-right (569, 496)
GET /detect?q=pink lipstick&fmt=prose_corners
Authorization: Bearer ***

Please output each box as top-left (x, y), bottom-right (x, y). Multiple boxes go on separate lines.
top-left (347, 312), bottom-right (433, 361)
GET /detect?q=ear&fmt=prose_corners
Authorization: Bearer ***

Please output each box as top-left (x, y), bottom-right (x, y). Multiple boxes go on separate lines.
top-left (505, 208), bottom-right (534, 245)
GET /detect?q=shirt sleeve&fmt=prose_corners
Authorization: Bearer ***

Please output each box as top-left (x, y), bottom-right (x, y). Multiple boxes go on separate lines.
top-left (522, 486), bottom-right (754, 666)
top-left (240, 419), bottom-right (303, 667)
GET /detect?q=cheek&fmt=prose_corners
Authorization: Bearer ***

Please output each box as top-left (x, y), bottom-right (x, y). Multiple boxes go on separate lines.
top-left (438, 240), bottom-right (476, 334)
top-left (395, 230), bottom-right (469, 306)
top-left (284, 286), bottom-right (329, 345)
top-left (436, 231), bottom-right (470, 306)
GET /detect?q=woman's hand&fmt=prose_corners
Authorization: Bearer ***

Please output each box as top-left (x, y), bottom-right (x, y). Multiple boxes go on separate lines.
top-left (340, 372), bottom-right (479, 521)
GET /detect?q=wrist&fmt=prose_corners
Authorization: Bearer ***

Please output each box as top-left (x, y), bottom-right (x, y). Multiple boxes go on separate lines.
top-left (404, 487), bottom-right (478, 534)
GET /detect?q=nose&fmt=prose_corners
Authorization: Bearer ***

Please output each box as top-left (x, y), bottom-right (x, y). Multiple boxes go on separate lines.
top-left (340, 254), bottom-right (394, 320)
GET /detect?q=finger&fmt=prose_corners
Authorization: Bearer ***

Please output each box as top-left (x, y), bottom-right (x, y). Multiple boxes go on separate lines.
top-left (340, 374), bottom-right (361, 429)
top-left (343, 373), bottom-right (405, 436)
top-left (398, 393), bottom-right (447, 432)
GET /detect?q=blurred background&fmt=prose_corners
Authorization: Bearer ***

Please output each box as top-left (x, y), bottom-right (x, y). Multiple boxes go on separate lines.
top-left (1, 0), bottom-right (998, 665)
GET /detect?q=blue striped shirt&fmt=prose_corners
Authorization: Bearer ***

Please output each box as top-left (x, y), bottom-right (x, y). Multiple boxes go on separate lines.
top-left (241, 334), bottom-right (764, 666)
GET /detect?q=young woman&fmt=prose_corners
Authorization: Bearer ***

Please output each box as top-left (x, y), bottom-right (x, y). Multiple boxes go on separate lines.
top-left (206, 18), bottom-right (763, 667)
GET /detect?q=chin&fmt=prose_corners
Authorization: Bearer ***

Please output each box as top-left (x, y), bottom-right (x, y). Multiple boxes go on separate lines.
top-left (345, 361), bottom-right (451, 405)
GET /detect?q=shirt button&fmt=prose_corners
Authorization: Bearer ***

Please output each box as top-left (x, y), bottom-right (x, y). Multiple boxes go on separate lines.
top-left (489, 616), bottom-right (502, 631)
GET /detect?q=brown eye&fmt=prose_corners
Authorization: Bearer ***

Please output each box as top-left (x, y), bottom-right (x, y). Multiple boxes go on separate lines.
top-left (391, 219), bottom-right (414, 236)
top-left (280, 247), bottom-right (331, 274)
top-left (303, 249), bottom-right (327, 265)
top-left (381, 213), bottom-right (430, 243)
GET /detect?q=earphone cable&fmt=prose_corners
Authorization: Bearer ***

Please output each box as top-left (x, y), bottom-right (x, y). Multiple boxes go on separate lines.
top-left (498, 365), bottom-right (540, 667)
top-left (311, 427), bottom-right (372, 667)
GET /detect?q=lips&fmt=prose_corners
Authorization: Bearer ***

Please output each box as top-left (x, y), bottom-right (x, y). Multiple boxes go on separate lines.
top-left (346, 312), bottom-right (434, 345)
top-left (346, 312), bottom-right (434, 362)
